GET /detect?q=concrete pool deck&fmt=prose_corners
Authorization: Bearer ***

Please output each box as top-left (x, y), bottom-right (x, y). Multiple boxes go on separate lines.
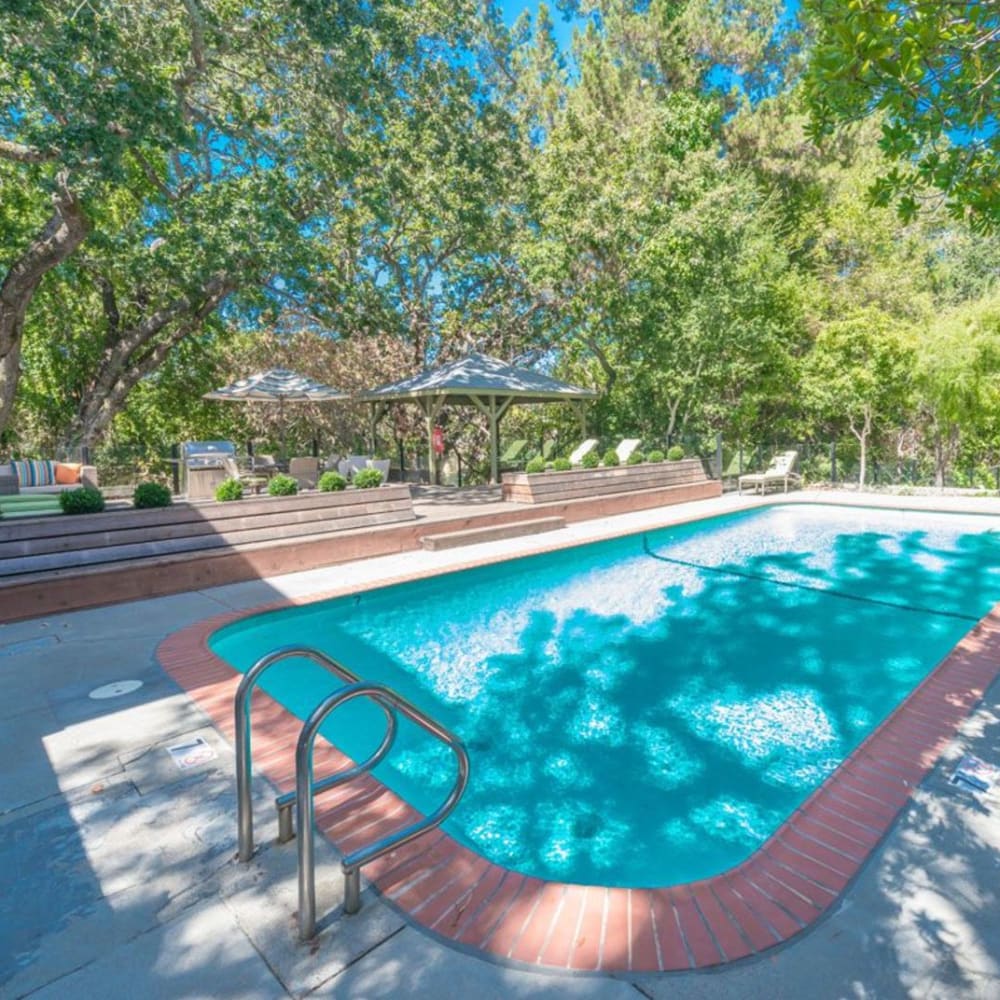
top-left (2, 489), bottom-right (999, 998)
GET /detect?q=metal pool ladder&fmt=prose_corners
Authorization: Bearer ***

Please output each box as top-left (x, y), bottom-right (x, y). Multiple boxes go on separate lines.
top-left (233, 645), bottom-right (470, 941)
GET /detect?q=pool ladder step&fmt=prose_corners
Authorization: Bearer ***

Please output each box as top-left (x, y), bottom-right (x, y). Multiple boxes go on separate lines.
top-left (234, 645), bottom-right (469, 941)
top-left (420, 515), bottom-right (565, 551)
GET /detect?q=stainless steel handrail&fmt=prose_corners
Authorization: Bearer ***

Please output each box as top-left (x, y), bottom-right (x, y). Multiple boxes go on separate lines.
top-left (296, 681), bottom-right (470, 940)
top-left (234, 645), bottom-right (397, 862)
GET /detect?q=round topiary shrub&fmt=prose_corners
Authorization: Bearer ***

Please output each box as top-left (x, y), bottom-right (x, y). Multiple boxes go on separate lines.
top-left (59, 486), bottom-right (105, 515)
top-left (667, 445), bottom-right (685, 461)
top-left (215, 478), bottom-right (244, 502)
top-left (525, 456), bottom-right (546, 473)
top-left (268, 473), bottom-right (298, 496)
top-left (647, 449), bottom-right (665, 462)
top-left (318, 471), bottom-right (347, 492)
top-left (602, 449), bottom-right (620, 466)
top-left (552, 457), bottom-right (572, 471)
top-left (352, 467), bottom-right (383, 489)
top-left (133, 481), bottom-right (172, 509)
top-left (627, 450), bottom-right (645, 465)
top-left (581, 450), bottom-right (600, 469)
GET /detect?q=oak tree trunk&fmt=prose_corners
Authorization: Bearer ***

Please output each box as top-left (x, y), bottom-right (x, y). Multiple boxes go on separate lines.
top-left (0, 176), bottom-right (89, 435)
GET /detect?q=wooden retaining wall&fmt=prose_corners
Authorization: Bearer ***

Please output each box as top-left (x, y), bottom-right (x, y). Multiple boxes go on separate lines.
top-left (502, 458), bottom-right (710, 503)
top-left (0, 477), bottom-right (721, 622)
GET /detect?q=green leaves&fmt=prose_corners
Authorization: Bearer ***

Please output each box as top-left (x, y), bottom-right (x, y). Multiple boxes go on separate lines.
top-left (804, 0), bottom-right (1000, 229)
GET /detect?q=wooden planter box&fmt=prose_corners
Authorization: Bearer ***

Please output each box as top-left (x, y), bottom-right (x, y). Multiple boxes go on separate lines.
top-left (0, 484), bottom-right (415, 577)
top-left (502, 458), bottom-right (712, 504)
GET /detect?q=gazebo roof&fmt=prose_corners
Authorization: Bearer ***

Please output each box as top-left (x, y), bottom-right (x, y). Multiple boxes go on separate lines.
top-left (358, 352), bottom-right (597, 406)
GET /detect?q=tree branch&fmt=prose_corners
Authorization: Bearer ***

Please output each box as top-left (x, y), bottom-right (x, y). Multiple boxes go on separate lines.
top-left (0, 137), bottom-right (54, 164)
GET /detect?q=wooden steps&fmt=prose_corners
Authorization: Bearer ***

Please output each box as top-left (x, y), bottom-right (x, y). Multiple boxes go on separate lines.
top-left (421, 516), bottom-right (565, 551)
top-left (0, 485), bottom-right (415, 580)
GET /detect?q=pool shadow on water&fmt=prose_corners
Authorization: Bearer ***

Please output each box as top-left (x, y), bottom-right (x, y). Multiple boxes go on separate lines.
top-left (407, 524), bottom-right (1000, 888)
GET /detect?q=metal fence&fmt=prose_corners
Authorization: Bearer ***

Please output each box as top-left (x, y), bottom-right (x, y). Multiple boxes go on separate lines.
top-left (75, 434), bottom-right (1000, 495)
top-left (681, 436), bottom-right (1000, 493)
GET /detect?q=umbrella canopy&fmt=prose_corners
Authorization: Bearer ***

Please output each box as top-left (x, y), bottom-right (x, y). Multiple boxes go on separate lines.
top-left (203, 368), bottom-right (348, 403)
top-left (359, 351), bottom-right (598, 483)
top-left (203, 368), bottom-right (348, 458)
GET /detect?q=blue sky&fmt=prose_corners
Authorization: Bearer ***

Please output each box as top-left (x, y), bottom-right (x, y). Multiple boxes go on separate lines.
top-left (500, 1), bottom-right (582, 49)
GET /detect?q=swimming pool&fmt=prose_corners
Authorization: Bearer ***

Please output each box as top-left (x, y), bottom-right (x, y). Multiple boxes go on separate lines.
top-left (209, 503), bottom-right (1000, 888)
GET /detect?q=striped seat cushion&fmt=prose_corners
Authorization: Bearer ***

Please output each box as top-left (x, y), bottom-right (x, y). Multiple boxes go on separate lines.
top-left (11, 459), bottom-right (58, 487)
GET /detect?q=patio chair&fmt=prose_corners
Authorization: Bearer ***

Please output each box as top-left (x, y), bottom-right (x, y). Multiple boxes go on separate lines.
top-left (499, 439), bottom-right (528, 467)
top-left (222, 456), bottom-right (268, 494)
top-left (541, 439), bottom-right (558, 461)
top-left (288, 456), bottom-right (321, 490)
top-left (337, 455), bottom-right (370, 479)
top-left (568, 439), bottom-right (598, 465)
top-left (323, 452), bottom-right (341, 471)
top-left (615, 438), bottom-right (642, 464)
top-left (251, 453), bottom-right (279, 474)
top-left (738, 450), bottom-right (801, 495)
top-left (368, 458), bottom-right (391, 479)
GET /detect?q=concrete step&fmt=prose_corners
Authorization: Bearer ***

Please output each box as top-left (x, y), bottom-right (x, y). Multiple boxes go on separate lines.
top-left (420, 516), bottom-right (565, 551)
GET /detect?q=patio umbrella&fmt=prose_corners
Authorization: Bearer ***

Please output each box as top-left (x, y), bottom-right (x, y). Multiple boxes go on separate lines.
top-left (203, 368), bottom-right (349, 459)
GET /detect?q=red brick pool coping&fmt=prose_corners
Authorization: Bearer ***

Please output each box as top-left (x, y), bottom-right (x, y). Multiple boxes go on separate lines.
top-left (157, 574), bottom-right (1000, 973)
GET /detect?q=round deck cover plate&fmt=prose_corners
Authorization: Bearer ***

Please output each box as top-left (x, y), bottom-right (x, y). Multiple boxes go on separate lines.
top-left (89, 679), bottom-right (144, 700)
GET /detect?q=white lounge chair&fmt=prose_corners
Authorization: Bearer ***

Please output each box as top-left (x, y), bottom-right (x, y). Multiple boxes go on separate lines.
top-left (568, 439), bottom-right (598, 465)
top-left (615, 438), bottom-right (642, 464)
top-left (738, 451), bottom-right (801, 495)
top-left (337, 455), bottom-right (372, 479)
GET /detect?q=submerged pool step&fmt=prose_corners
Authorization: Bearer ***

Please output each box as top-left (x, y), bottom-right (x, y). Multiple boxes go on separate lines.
top-left (420, 515), bottom-right (566, 551)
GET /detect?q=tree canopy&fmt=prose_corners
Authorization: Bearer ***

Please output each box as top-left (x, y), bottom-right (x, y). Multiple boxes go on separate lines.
top-left (804, 0), bottom-right (1000, 230)
top-left (3, 0), bottom-right (1000, 490)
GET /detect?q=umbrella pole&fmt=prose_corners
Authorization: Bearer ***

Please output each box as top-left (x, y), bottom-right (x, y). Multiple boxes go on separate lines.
top-left (279, 397), bottom-right (286, 464)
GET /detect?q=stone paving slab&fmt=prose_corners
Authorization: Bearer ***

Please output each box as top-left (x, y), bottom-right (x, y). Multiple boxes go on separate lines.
top-left (24, 898), bottom-right (283, 1000)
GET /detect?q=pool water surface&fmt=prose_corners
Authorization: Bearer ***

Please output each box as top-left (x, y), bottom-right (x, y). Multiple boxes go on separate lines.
top-left (209, 503), bottom-right (1000, 887)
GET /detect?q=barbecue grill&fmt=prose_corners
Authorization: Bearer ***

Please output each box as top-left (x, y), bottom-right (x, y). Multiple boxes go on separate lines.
top-left (182, 440), bottom-right (236, 499)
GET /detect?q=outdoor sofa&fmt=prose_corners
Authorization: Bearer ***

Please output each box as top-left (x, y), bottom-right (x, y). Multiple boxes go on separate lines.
top-left (2, 459), bottom-right (98, 495)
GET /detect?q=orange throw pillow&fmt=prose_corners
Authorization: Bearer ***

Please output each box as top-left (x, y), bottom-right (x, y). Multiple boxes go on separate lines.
top-left (55, 462), bottom-right (83, 484)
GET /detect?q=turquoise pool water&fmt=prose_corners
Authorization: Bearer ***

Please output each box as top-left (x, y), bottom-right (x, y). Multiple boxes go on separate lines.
top-left (210, 503), bottom-right (1000, 887)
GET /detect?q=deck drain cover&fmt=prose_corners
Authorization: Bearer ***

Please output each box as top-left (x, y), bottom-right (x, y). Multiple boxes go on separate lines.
top-left (89, 679), bottom-right (143, 700)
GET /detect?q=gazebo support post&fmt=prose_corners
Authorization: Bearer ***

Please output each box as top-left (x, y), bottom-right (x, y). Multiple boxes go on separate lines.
top-left (368, 401), bottom-right (388, 457)
top-left (423, 396), bottom-right (445, 486)
top-left (469, 394), bottom-right (513, 484)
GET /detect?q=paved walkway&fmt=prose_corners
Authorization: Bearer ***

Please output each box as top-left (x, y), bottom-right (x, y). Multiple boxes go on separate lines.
top-left (1, 491), bottom-right (998, 999)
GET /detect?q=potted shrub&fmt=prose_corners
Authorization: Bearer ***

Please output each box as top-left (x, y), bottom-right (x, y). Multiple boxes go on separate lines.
top-left (318, 471), bottom-right (347, 492)
top-left (667, 445), bottom-right (685, 461)
top-left (353, 467), bottom-right (384, 489)
top-left (525, 456), bottom-right (546, 474)
top-left (552, 457), bottom-right (572, 471)
top-left (215, 478), bottom-right (244, 502)
top-left (602, 448), bottom-right (619, 466)
top-left (133, 482), bottom-right (172, 508)
top-left (267, 473), bottom-right (298, 496)
top-left (59, 487), bottom-right (105, 515)
top-left (647, 449), bottom-right (665, 462)
top-left (627, 450), bottom-right (645, 465)
top-left (581, 451), bottom-right (600, 469)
